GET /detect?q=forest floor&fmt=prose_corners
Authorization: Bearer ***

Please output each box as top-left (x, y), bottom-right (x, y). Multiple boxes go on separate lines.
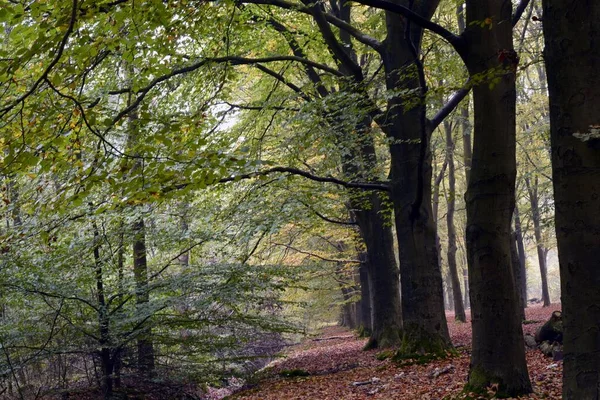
top-left (226, 304), bottom-right (562, 400)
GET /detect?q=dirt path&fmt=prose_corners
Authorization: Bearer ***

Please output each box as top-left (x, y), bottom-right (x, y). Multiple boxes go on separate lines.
top-left (231, 305), bottom-right (562, 399)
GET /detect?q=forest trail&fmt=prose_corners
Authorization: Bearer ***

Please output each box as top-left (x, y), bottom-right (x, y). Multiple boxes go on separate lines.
top-left (231, 305), bottom-right (562, 400)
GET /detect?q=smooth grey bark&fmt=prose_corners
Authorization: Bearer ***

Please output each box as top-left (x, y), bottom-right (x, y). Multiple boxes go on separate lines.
top-left (459, 100), bottom-right (471, 311)
top-left (463, 0), bottom-right (532, 395)
top-left (125, 93), bottom-right (155, 375)
top-left (444, 121), bottom-right (466, 322)
top-left (542, 0), bottom-right (600, 398)
top-left (432, 153), bottom-right (447, 310)
top-left (524, 176), bottom-right (550, 306)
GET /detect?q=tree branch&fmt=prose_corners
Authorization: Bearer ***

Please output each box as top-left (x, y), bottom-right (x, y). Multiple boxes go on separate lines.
top-left (427, 0), bottom-right (532, 131)
top-left (253, 64), bottom-right (311, 101)
top-left (301, 0), bottom-right (363, 79)
top-left (167, 166), bottom-right (390, 192)
top-left (0, 0), bottom-right (78, 117)
top-left (245, 0), bottom-right (383, 51)
top-left (266, 17), bottom-right (331, 98)
top-left (109, 55), bottom-right (341, 126)
top-left (220, 101), bottom-right (300, 112)
top-left (512, 0), bottom-right (532, 26)
top-left (350, 0), bottom-right (467, 59)
top-left (299, 200), bottom-right (357, 226)
top-left (272, 242), bottom-right (360, 263)
top-left (428, 86), bottom-right (470, 132)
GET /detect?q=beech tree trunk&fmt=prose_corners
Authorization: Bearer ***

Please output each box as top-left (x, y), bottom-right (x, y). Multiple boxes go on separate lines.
top-left (542, 1), bottom-right (600, 397)
top-left (275, 3), bottom-right (403, 348)
top-left (92, 219), bottom-right (114, 398)
top-left (133, 219), bottom-right (155, 375)
top-left (432, 151), bottom-right (447, 311)
top-left (358, 254), bottom-right (373, 334)
top-left (514, 204), bottom-right (527, 304)
top-left (353, 197), bottom-right (403, 348)
top-left (339, 119), bottom-right (401, 349)
top-left (457, 0), bottom-right (472, 314)
top-left (444, 121), bottom-right (466, 322)
top-left (524, 177), bottom-right (550, 306)
top-left (460, 102), bottom-right (471, 311)
top-left (511, 231), bottom-right (526, 321)
top-left (463, 0), bottom-right (531, 395)
top-left (381, 0), bottom-right (451, 356)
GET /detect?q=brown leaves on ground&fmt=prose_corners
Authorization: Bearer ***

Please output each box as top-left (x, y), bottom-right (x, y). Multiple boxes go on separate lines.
top-left (231, 305), bottom-right (562, 400)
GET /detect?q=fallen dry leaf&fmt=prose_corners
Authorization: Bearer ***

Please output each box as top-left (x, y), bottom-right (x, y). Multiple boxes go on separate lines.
top-left (228, 304), bottom-right (562, 400)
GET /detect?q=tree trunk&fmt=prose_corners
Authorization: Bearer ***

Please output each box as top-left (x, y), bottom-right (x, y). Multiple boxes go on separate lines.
top-left (457, 5), bottom-right (471, 313)
top-left (133, 218), bottom-right (155, 375)
top-left (457, 2), bottom-right (472, 187)
top-left (178, 202), bottom-right (190, 267)
top-left (337, 262), bottom-right (357, 329)
top-left (381, 1), bottom-right (451, 356)
top-left (358, 255), bottom-right (372, 335)
top-left (542, 1), bottom-right (600, 397)
top-left (444, 276), bottom-right (454, 311)
top-left (354, 198), bottom-right (403, 348)
top-left (339, 119), bottom-right (401, 351)
top-left (92, 218), bottom-right (114, 399)
top-left (279, 3), bottom-right (403, 349)
top-left (511, 231), bottom-right (526, 321)
top-left (513, 204), bottom-right (527, 305)
top-left (432, 152), bottom-right (447, 312)
top-left (524, 177), bottom-right (550, 306)
top-left (444, 121), bottom-right (466, 322)
top-left (463, 0), bottom-right (532, 395)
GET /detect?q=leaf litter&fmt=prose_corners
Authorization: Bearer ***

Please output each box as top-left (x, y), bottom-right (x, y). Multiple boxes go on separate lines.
top-left (227, 304), bottom-right (562, 400)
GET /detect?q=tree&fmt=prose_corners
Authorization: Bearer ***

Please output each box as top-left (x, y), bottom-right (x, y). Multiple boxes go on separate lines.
top-left (524, 176), bottom-right (551, 306)
top-left (231, 0), bottom-right (455, 351)
top-left (542, 0), bottom-right (600, 397)
top-left (443, 119), bottom-right (466, 322)
top-left (354, 0), bottom-right (532, 393)
top-left (462, 0), bottom-right (532, 394)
